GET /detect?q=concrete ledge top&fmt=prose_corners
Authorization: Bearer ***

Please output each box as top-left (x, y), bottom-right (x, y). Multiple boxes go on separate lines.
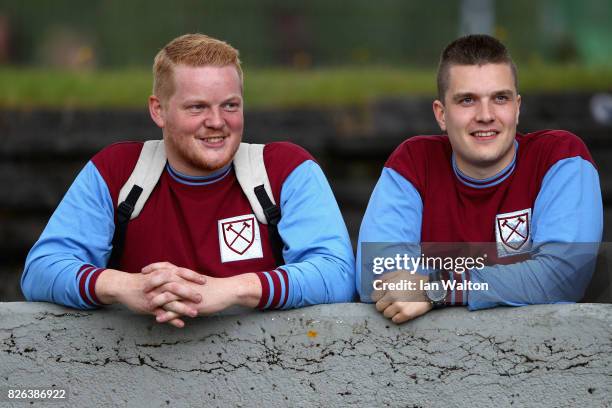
top-left (1, 302), bottom-right (611, 407)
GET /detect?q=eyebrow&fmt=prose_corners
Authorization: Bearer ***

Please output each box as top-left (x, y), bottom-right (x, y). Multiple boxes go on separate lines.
top-left (492, 89), bottom-right (515, 96)
top-left (182, 95), bottom-right (243, 105)
top-left (452, 89), bottom-right (515, 101)
top-left (452, 92), bottom-right (476, 102)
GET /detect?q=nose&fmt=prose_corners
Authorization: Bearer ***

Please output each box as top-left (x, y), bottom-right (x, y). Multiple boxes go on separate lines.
top-left (476, 101), bottom-right (495, 123)
top-left (204, 107), bottom-right (224, 129)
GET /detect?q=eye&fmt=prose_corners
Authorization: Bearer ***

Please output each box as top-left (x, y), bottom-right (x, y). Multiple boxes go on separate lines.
top-left (187, 104), bottom-right (204, 112)
top-left (222, 101), bottom-right (241, 111)
top-left (494, 95), bottom-right (509, 103)
top-left (459, 97), bottom-right (474, 106)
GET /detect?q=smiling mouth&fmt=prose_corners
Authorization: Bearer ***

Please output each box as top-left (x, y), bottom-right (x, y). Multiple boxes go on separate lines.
top-left (470, 130), bottom-right (499, 139)
top-left (198, 135), bottom-right (228, 144)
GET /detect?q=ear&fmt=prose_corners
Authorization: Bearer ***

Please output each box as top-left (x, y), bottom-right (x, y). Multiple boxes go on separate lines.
top-left (432, 99), bottom-right (446, 132)
top-left (515, 94), bottom-right (521, 124)
top-left (149, 95), bottom-right (165, 128)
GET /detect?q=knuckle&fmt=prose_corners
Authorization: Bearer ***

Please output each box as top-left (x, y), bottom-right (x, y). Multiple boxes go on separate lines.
top-left (169, 302), bottom-right (184, 314)
top-left (149, 276), bottom-right (161, 288)
top-left (151, 294), bottom-right (163, 305)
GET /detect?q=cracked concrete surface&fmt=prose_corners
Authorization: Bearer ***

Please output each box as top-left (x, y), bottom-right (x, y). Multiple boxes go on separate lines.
top-left (0, 303), bottom-right (611, 407)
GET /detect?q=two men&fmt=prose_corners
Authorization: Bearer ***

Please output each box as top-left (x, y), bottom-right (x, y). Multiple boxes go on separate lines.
top-left (359, 35), bottom-right (603, 323)
top-left (23, 33), bottom-right (603, 325)
top-left (22, 34), bottom-right (356, 327)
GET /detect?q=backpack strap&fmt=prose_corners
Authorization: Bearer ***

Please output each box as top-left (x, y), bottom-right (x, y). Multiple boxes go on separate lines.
top-left (234, 143), bottom-right (285, 265)
top-left (118, 140), bottom-right (167, 219)
top-left (108, 140), bottom-right (285, 269)
top-left (107, 140), bottom-right (166, 268)
top-left (233, 143), bottom-right (275, 224)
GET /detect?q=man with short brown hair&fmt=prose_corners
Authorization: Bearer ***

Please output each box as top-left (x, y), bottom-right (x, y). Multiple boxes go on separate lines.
top-left (358, 34), bottom-right (602, 323)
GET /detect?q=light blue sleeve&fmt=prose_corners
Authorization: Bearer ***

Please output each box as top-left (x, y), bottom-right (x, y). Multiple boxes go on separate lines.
top-left (277, 160), bottom-right (356, 308)
top-left (468, 157), bottom-right (603, 310)
top-left (356, 167), bottom-right (423, 302)
top-left (21, 161), bottom-right (115, 309)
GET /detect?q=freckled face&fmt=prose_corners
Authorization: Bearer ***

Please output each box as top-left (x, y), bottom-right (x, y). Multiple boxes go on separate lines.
top-left (151, 64), bottom-right (243, 176)
top-left (433, 63), bottom-right (521, 178)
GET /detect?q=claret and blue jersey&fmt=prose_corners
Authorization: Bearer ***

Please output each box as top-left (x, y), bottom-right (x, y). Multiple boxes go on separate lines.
top-left (22, 141), bottom-right (356, 310)
top-left (358, 130), bottom-right (603, 310)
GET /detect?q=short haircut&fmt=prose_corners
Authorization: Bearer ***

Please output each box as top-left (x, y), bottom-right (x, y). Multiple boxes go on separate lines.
top-left (153, 33), bottom-right (243, 102)
top-left (436, 34), bottom-right (518, 103)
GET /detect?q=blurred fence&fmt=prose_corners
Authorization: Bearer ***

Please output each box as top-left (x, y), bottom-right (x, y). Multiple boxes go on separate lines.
top-left (0, 0), bottom-right (611, 69)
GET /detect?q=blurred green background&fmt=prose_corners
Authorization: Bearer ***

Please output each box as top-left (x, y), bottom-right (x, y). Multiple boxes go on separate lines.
top-left (0, 0), bottom-right (611, 108)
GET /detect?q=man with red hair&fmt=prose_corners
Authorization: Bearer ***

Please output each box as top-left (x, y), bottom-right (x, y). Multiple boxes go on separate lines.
top-left (23, 33), bottom-right (355, 327)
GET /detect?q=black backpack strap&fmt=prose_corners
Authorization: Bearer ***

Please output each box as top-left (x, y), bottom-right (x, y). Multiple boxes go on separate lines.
top-left (107, 185), bottom-right (143, 269)
top-left (254, 184), bottom-right (284, 266)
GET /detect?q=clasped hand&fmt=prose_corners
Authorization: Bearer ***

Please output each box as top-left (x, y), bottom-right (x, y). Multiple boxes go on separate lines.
top-left (100, 261), bottom-right (259, 329)
top-left (140, 262), bottom-right (207, 328)
top-left (371, 270), bottom-right (433, 324)
top-left (135, 262), bottom-right (247, 328)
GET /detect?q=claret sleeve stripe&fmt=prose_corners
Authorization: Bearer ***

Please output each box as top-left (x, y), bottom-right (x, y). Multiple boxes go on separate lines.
top-left (270, 269), bottom-right (289, 309)
top-left (88, 268), bottom-right (106, 305)
top-left (254, 269), bottom-right (290, 310)
top-left (78, 266), bottom-right (97, 306)
top-left (277, 268), bottom-right (290, 308)
top-left (255, 271), bottom-right (272, 309)
top-left (269, 270), bottom-right (282, 307)
top-left (441, 270), bottom-right (471, 306)
top-left (77, 264), bottom-right (94, 281)
top-left (77, 265), bottom-right (105, 307)
top-left (263, 272), bottom-right (275, 309)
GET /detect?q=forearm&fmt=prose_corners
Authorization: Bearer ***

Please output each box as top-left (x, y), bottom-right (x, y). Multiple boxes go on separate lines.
top-left (94, 268), bottom-right (129, 305)
top-left (274, 161), bottom-right (356, 309)
top-left (281, 257), bottom-right (354, 308)
top-left (357, 167), bottom-right (424, 302)
top-left (21, 161), bottom-right (116, 309)
top-left (22, 253), bottom-right (105, 309)
top-left (233, 272), bottom-right (263, 308)
top-left (466, 243), bottom-right (599, 310)
top-left (188, 272), bottom-right (262, 315)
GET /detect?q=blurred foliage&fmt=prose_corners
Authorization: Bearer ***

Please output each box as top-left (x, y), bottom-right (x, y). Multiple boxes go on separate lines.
top-left (0, 0), bottom-right (610, 109)
top-left (1, 65), bottom-right (611, 109)
top-left (0, 0), bottom-right (611, 69)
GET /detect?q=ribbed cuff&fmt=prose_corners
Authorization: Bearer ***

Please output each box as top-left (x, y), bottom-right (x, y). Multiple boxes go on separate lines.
top-left (440, 269), bottom-right (471, 306)
top-left (77, 264), bottom-right (107, 307)
top-left (255, 268), bottom-right (289, 310)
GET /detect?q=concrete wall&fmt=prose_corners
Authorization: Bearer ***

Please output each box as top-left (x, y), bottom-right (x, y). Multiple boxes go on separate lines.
top-left (1, 302), bottom-right (610, 407)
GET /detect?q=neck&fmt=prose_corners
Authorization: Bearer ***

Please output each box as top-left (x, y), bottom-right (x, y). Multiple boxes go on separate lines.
top-left (455, 143), bottom-right (517, 180)
top-left (166, 161), bottom-right (232, 185)
top-left (457, 161), bottom-right (508, 180)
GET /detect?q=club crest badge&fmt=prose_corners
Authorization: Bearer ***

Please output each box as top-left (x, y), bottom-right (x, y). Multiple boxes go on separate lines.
top-left (218, 214), bottom-right (263, 263)
top-left (495, 208), bottom-right (532, 257)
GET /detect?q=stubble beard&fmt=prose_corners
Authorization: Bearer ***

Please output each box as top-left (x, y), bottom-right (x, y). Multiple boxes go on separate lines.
top-left (167, 133), bottom-right (241, 174)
